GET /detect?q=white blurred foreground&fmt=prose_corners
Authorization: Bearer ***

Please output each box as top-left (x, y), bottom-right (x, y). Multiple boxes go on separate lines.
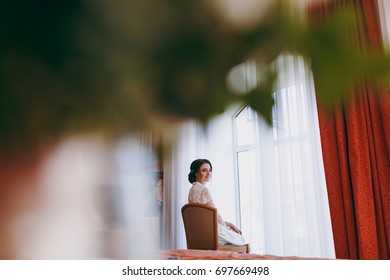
top-left (6, 136), bottom-right (159, 259)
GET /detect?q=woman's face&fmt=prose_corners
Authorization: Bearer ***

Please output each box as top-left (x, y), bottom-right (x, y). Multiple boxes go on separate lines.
top-left (196, 163), bottom-right (212, 185)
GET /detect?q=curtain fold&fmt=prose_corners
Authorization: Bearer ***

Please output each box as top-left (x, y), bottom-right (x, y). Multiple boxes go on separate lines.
top-left (308, 0), bottom-right (390, 259)
top-left (162, 122), bottom-right (206, 250)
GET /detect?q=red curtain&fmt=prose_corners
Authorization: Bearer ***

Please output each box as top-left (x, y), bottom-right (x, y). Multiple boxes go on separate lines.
top-left (309, 0), bottom-right (390, 259)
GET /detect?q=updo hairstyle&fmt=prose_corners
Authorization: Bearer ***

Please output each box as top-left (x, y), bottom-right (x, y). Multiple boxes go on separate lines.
top-left (188, 158), bottom-right (212, 183)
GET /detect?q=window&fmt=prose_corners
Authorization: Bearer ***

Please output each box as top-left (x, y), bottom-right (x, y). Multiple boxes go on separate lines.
top-left (233, 56), bottom-right (335, 258)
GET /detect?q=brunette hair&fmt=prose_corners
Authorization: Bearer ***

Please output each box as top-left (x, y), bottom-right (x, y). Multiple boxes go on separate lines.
top-left (188, 158), bottom-right (212, 183)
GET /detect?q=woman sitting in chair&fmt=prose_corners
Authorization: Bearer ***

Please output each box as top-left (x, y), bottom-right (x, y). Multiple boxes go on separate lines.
top-left (187, 158), bottom-right (246, 246)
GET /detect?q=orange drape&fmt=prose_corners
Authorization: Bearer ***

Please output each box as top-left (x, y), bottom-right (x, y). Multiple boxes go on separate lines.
top-left (309, 0), bottom-right (390, 259)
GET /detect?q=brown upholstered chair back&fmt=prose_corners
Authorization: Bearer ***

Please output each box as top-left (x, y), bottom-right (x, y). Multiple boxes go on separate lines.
top-left (181, 203), bottom-right (250, 253)
top-left (181, 203), bottom-right (218, 250)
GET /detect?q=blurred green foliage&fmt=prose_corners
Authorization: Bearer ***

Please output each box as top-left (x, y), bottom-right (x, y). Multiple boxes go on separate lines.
top-left (1, 0), bottom-right (389, 148)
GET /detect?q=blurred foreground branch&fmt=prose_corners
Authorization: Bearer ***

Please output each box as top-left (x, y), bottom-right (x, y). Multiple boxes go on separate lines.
top-left (1, 0), bottom-right (389, 149)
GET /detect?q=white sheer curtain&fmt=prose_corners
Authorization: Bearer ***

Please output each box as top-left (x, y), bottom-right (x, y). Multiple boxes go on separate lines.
top-left (235, 55), bottom-right (335, 258)
top-left (378, 0), bottom-right (390, 49)
top-left (161, 122), bottom-right (207, 250)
